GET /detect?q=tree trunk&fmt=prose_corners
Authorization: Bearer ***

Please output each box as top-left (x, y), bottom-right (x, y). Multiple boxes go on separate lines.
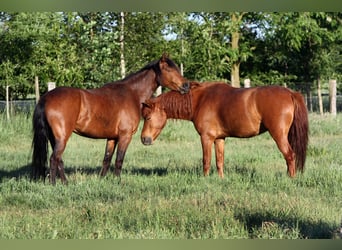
top-left (231, 62), bottom-right (240, 87)
top-left (230, 13), bottom-right (241, 87)
top-left (329, 79), bottom-right (337, 116)
top-left (317, 77), bottom-right (323, 115)
top-left (120, 12), bottom-right (126, 78)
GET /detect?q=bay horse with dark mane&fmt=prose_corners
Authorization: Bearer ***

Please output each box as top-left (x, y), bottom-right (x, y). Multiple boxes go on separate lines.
top-left (141, 82), bottom-right (309, 178)
top-left (31, 54), bottom-right (189, 184)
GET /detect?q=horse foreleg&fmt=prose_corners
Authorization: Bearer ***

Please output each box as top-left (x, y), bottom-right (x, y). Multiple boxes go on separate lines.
top-left (214, 138), bottom-right (225, 178)
top-left (114, 136), bottom-right (132, 177)
top-left (100, 139), bottom-right (116, 177)
top-left (201, 136), bottom-right (214, 176)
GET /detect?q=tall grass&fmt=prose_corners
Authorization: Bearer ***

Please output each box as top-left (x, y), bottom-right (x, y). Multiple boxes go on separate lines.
top-left (0, 112), bottom-right (341, 239)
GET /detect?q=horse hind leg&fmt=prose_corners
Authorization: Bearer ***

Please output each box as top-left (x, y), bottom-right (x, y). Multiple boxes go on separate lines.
top-left (100, 139), bottom-right (116, 177)
top-left (271, 133), bottom-right (296, 177)
top-left (49, 139), bottom-right (68, 185)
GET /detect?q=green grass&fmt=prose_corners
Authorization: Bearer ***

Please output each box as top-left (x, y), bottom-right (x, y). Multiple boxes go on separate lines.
top-left (0, 112), bottom-right (341, 239)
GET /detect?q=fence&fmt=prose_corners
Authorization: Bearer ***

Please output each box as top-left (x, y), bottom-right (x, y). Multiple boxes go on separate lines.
top-left (0, 100), bottom-right (36, 114)
top-left (1, 96), bottom-right (342, 115)
top-left (308, 95), bottom-right (342, 113)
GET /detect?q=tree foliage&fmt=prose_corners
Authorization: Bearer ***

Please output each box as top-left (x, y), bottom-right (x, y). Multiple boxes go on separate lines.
top-left (0, 12), bottom-right (341, 99)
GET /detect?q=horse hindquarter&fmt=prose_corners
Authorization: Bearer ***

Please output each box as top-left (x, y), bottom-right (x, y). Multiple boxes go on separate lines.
top-left (256, 87), bottom-right (300, 177)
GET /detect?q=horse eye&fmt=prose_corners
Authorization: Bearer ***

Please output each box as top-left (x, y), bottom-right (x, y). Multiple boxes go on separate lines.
top-left (145, 117), bottom-right (151, 121)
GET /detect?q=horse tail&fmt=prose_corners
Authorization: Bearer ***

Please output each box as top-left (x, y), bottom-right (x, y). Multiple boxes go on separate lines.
top-left (288, 91), bottom-right (309, 173)
top-left (31, 99), bottom-right (50, 181)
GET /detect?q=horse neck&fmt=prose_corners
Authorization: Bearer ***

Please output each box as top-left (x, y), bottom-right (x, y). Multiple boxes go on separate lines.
top-left (120, 69), bottom-right (158, 104)
top-left (159, 91), bottom-right (193, 120)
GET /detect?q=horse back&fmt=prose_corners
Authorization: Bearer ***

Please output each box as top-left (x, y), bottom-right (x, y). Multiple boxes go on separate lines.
top-left (192, 84), bottom-right (296, 138)
top-left (41, 85), bottom-right (141, 139)
top-left (191, 83), bottom-right (260, 138)
top-left (76, 85), bottom-right (141, 138)
top-left (254, 86), bottom-right (295, 119)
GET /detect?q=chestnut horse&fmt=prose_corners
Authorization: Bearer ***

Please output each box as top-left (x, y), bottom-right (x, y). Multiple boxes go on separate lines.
top-left (32, 54), bottom-right (189, 184)
top-left (141, 82), bottom-right (309, 178)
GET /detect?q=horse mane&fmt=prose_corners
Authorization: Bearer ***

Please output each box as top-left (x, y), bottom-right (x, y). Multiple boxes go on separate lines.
top-left (159, 90), bottom-right (193, 120)
top-left (117, 56), bottom-right (180, 85)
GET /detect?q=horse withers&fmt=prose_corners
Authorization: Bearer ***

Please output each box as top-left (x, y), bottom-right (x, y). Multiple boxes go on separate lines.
top-left (31, 53), bottom-right (189, 184)
top-left (141, 82), bottom-right (309, 178)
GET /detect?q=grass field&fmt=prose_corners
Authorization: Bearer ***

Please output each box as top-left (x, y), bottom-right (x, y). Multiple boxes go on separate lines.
top-left (0, 111), bottom-right (341, 239)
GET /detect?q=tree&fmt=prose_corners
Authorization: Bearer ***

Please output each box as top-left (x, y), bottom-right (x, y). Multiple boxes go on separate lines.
top-left (0, 12), bottom-right (86, 97)
top-left (242, 12), bottom-right (342, 91)
top-left (1, 12), bottom-right (340, 101)
top-left (165, 12), bottom-right (261, 86)
top-left (122, 12), bottom-right (167, 73)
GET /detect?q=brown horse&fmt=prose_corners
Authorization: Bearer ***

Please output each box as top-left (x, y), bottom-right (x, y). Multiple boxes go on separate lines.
top-left (31, 54), bottom-right (189, 184)
top-left (141, 82), bottom-right (309, 178)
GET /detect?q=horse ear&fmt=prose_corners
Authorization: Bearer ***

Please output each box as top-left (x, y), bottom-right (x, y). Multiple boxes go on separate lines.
top-left (142, 101), bottom-right (153, 109)
top-left (161, 52), bottom-right (169, 62)
top-left (142, 102), bottom-right (150, 108)
top-left (190, 82), bottom-right (201, 89)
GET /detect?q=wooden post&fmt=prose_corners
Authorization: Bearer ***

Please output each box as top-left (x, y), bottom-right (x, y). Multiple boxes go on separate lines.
top-left (306, 83), bottom-right (312, 112)
top-left (155, 86), bottom-right (162, 96)
top-left (329, 79), bottom-right (337, 116)
top-left (120, 12), bottom-right (126, 79)
top-left (317, 78), bottom-right (323, 115)
top-left (48, 82), bottom-right (56, 91)
top-left (244, 78), bottom-right (250, 88)
top-left (35, 76), bottom-right (40, 104)
top-left (6, 85), bottom-right (10, 120)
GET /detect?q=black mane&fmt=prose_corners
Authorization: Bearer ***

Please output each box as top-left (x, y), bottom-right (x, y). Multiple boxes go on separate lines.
top-left (121, 56), bottom-right (180, 83)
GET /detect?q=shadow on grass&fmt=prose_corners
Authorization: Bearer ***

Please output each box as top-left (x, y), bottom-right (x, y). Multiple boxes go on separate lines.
top-left (0, 164), bottom-right (103, 182)
top-left (0, 164), bottom-right (31, 182)
top-left (0, 164), bottom-right (172, 182)
top-left (234, 210), bottom-right (338, 239)
top-left (128, 167), bottom-right (168, 176)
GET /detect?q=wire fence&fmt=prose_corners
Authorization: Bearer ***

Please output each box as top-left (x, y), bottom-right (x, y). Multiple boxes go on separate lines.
top-left (1, 95), bottom-right (342, 115)
top-left (0, 100), bottom-right (36, 114)
top-left (307, 95), bottom-right (342, 113)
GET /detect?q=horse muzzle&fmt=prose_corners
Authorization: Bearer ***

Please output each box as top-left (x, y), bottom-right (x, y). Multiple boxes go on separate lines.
top-left (180, 82), bottom-right (190, 94)
top-left (141, 136), bottom-right (153, 145)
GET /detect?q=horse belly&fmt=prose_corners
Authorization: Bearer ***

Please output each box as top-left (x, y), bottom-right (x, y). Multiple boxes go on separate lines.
top-left (75, 108), bottom-right (139, 139)
top-left (225, 120), bottom-right (263, 138)
top-left (74, 118), bottom-right (120, 139)
top-left (219, 103), bottom-right (263, 138)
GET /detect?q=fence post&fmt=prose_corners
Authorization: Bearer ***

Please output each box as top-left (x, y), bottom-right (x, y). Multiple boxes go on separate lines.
top-left (244, 78), bottom-right (250, 88)
top-left (155, 86), bottom-right (162, 96)
top-left (35, 76), bottom-right (40, 104)
top-left (317, 78), bottom-right (323, 115)
top-left (48, 82), bottom-right (56, 91)
top-left (6, 85), bottom-right (10, 120)
top-left (329, 79), bottom-right (337, 116)
top-left (306, 83), bottom-right (313, 112)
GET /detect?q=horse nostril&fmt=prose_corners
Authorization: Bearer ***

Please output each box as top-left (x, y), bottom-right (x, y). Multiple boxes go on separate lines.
top-left (141, 137), bottom-right (152, 145)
